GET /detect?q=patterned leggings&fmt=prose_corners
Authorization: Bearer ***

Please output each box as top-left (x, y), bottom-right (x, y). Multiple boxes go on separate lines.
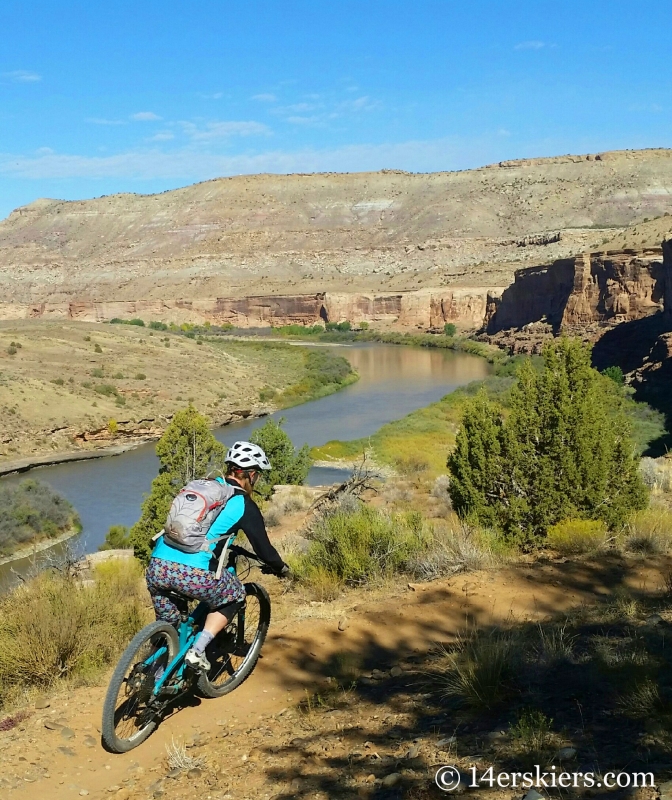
top-left (146, 558), bottom-right (246, 626)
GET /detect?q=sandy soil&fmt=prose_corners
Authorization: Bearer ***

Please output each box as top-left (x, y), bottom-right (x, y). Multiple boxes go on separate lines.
top-left (0, 553), bottom-right (670, 800)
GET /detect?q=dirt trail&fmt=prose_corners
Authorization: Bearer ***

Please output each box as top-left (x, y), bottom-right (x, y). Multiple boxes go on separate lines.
top-left (0, 556), bottom-right (667, 800)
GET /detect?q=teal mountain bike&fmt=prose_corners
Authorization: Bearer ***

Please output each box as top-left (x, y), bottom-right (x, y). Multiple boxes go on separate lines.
top-left (101, 538), bottom-right (271, 753)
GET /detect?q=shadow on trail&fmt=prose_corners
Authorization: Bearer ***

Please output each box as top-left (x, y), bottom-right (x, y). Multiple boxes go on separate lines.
top-left (257, 557), bottom-right (672, 799)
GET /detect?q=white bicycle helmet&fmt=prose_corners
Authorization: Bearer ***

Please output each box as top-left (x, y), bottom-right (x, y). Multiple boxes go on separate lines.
top-left (225, 441), bottom-right (271, 471)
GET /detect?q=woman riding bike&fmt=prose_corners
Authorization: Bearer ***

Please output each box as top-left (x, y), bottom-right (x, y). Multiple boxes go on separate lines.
top-left (146, 441), bottom-right (289, 672)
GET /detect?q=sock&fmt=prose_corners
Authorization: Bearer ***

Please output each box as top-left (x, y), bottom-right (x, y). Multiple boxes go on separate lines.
top-left (193, 630), bottom-right (215, 655)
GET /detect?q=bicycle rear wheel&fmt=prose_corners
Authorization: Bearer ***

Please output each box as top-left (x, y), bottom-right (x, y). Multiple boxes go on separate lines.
top-left (101, 621), bottom-right (179, 753)
top-left (197, 582), bottom-right (270, 698)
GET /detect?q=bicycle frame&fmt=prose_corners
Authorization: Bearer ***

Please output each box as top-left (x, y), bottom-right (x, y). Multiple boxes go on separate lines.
top-left (147, 532), bottom-right (247, 697)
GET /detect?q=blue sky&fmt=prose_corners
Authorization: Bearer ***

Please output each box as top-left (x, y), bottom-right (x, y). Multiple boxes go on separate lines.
top-left (0, 0), bottom-right (670, 219)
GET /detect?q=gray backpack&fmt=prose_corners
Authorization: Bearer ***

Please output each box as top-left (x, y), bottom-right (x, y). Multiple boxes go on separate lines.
top-left (162, 479), bottom-right (235, 554)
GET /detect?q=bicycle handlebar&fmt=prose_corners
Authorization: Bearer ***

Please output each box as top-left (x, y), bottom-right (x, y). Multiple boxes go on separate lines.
top-left (228, 544), bottom-right (280, 575)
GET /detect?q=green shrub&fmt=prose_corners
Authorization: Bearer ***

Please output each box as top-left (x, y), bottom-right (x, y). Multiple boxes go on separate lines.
top-left (99, 524), bottom-right (132, 551)
top-left (112, 371), bottom-right (124, 379)
top-left (50, 378), bottom-right (64, 386)
top-left (448, 338), bottom-right (648, 545)
top-left (94, 343), bottom-right (102, 353)
top-left (109, 318), bottom-right (123, 324)
top-left (149, 320), bottom-right (168, 331)
top-left (259, 387), bottom-right (277, 402)
top-left (325, 321), bottom-right (352, 332)
top-left (129, 407), bottom-right (225, 563)
top-left (94, 383), bottom-right (117, 397)
top-left (547, 519), bottom-right (608, 554)
top-left (128, 318), bottom-right (145, 327)
top-left (359, 321), bottom-right (370, 331)
top-left (0, 480), bottom-right (79, 557)
top-left (602, 365), bottom-right (625, 385)
top-left (444, 323), bottom-right (457, 336)
top-left (6, 346), bottom-right (16, 356)
top-left (134, 373), bottom-right (147, 380)
top-left (276, 324), bottom-right (325, 336)
top-left (107, 419), bottom-right (118, 435)
top-left (510, 709), bottom-right (554, 763)
top-left (291, 506), bottom-right (427, 587)
top-left (90, 368), bottom-right (104, 378)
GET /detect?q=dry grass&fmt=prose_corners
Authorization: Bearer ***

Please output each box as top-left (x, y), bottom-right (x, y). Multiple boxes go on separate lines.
top-left (406, 515), bottom-right (510, 580)
top-left (430, 628), bottom-right (520, 710)
top-left (616, 680), bottom-right (662, 718)
top-left (624, 506), bottom-right (672, 554)
top-left (536, 622), bottom-right (576, 664)
top-left (264, 487), bottom-right (313, 528)
top-left (165, 738), bottom-right (207, 772)
top-left (0, 557), bottom-right (150, 711)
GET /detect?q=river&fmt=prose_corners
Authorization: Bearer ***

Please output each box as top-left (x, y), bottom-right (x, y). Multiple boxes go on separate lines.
top-left (0, 343), bottom-right (490, 590)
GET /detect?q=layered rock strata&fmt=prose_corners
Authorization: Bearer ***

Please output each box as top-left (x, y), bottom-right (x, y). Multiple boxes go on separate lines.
top-left (0, 287), bottom-right (503, 331)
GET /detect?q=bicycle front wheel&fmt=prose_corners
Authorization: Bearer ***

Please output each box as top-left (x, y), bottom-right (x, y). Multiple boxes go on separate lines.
top-left (197, 582), bottom-right (270, 698)
top-left (101, 620), bottom-right (179, 753)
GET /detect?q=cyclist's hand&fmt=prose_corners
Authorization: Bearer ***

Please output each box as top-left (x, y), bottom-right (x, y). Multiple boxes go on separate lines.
top-left (279, 564), bottom-right (292, 580)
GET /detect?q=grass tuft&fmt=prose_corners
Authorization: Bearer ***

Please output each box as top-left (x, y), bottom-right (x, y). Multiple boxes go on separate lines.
top-left (431, 629), bottom-right (519, 710)
top-left (624, 506), bottom-right (672, 554)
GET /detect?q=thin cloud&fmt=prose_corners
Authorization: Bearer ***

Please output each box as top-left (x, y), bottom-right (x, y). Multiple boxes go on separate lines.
top-left (147, 132), bottom-right (175, 141)
top-left (286, 116), bottom-right (325, 126)
top-left (3, 70), bottom-right (42, 82)
top-left (252, 93), bottom-right (277, 102)
top-left (514, 40), bottom-right (546, 50)
top-left (185, 120), bottom-right (271, 140)
top-left (86, 117), bottom-right (126, 126)
top-left (284, 102), bottom-right (319, 113)
top-left (199, 92), bottom-right (224, 100)
top-left (130, 111), bottom-right (162, 121)
top-left (0, 135), bottom-right (519, 181)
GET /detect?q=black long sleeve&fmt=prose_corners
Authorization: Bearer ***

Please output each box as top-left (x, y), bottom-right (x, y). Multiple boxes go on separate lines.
top-left (237, 495), bottom-right (285, 572)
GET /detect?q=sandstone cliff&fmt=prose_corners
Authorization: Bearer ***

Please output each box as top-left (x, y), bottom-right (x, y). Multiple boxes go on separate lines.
top-left (0, 287), bottom-right (503, 331)
top-left (484, 248), bottom-right (666, 335)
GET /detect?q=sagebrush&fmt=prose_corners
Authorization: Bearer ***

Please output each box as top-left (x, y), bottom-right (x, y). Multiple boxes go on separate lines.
top-left (0, 559), bottom-right (149, 710)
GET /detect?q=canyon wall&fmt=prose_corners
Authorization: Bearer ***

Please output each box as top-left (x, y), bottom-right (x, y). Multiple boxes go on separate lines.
top-left (0, 287), bottom-right (501, 331)
top-left (485, 248), bottom-right (666, 334)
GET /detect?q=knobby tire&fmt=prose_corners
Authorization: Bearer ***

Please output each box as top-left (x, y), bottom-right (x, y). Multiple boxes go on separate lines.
top-left (101, 620), bottom-right (179, 753)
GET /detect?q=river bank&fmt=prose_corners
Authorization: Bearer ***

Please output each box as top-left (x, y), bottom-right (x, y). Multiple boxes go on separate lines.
top-left (237, 326), bottom-right (507, 362)
top-left (0, 344), bottom-right (491, 590)
top-left (0, 525), bottom-right (81, 567)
